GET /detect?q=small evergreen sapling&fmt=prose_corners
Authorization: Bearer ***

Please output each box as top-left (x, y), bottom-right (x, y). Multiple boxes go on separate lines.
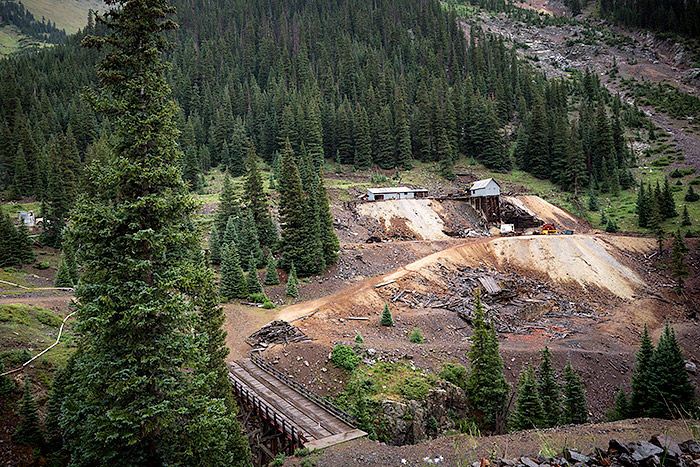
top-left (607, 386), bottom-right (629, 422)
top-left (54, 255), bottom-right (74, 287)
top-left (409, 328), bottom-right (424, 343)
top-left (681, 206), bottom-right (691, 226)
top-left (285, 262), bottom-right (298, 298)
top-left (246, 256), bottom-right (264, 295)
top-left (562, 360), bottom-right (588, 424)
top-left (0, 362), bottom-right (15, 397)
top-left (355, 333), bottom-right (364, 344)
top-left (685, 185), bottom-right (699, 202)
top-left (670, 230), bottom-right (689, 291)
top-left (263, 254), bottom-right (280, 285)
top-left (380, 303), bottom-right (394, 326)
top-left (13, 378), bottom-right (44, 447)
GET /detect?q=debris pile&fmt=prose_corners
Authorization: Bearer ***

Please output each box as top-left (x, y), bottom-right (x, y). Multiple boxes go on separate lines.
top-left (481, 435), bottom-right (700, 467)
top-left (247, 320), bottom-right (311, 351)
top-left (501, 198), bottom-right (543, 230)
top-left (381, 263), bottom-right (602, 335)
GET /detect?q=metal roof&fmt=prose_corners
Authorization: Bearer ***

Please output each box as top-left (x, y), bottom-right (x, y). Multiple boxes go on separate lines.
top-left (367, 187), bottom-right (428, 194)
top-left (470, 178), bottom-right (499, 190)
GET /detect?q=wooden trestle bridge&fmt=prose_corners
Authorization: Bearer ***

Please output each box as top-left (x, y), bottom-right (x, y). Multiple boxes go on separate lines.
top-left (228, 355), bottom-right (366, 465)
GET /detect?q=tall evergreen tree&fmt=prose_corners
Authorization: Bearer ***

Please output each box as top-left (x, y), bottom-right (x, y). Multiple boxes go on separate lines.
top-left (263, 253), bottom-right (280, 285)
top-left (63, 0), bottom-right (251, 462)
top-left (209, 225), bottom-right (222, 264)
top-left (353, 106), bottom-right (372, 170)
top-left (465, 289), bottom-right (510, 432)
top-left (317, 177), bottom-right (340, 267)
top-left (13, 378), bottom-right (44, 447)
top-left (220, 243), bottom-right (248, 300)
top-left (561, 360), bottom-right (588, 424)
top-left (510, 363), bottom-right (543, 431)
top-left (607, 386), bottom-right (629, 422)
top-left (215, 172), bottom-right (238, 234)
top-left (537, 345), bottom-right (562, 428)
top-left (246, 255), bottom-right (264, 296)
top-left (243, 140), bottom-right (277, 250)
top-left (630, 324), bottom-right (655, 415)
top-left (647, 322), bottom-right (698, 418)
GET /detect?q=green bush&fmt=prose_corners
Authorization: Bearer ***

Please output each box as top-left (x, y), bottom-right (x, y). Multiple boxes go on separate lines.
top-left (270, 453), bottom-right (285, 466)
top-left (408, 328), bottom-right (424, 343)
top-left (262, 300), bottom-right (275, 309)
top-left (248, 292), bottom-right (267, 303)
top-left (398, 376), bottom-right (430, 400)
top-left (354, 333), bottom-right (364, 343)
top-left (294, 447), bottom-right (310, 458)
top-left (35, 262), bottom-right (50, 270)
top-left (439, 362), bottom-right (468, 391)
top-left (0, 304), bottom-right (31, 326)
top-left (36, 310), bottom-right (62, 327)
top-left (331, 344), bottom-right (360, 371)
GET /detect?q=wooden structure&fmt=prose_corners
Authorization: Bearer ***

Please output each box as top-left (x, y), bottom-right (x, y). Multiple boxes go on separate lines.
top-left (229, 355), bottom-right (366, 465)
top-left (468, 178), bottom-right (501, 223)
top-left (366, 187), bottom-right (428, 201)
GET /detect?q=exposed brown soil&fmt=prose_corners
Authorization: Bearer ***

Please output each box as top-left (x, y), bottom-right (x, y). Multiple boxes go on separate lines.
top-left (285, 418), bottom-right (699, 467)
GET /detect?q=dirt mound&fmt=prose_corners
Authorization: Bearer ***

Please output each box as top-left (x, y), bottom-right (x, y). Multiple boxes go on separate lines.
top-left (356, 199), bottom-right (450, 240)
top-left (506, 195), bottom-right (589, 232)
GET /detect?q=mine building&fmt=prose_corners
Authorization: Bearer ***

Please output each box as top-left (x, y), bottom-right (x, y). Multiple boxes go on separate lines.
top-left (468, 178), bottom-right (501, 223)
top-left (366, 187), bottom-right (428, 201)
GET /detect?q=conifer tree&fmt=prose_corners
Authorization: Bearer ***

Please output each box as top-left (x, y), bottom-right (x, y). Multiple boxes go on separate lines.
top-left (636, 182), bottom-right (650, 227)
top-left (562, 360), bottom-right (587, 424)
top-left (510, 363), bottom-right (543, 431)
top-left (647, 321), bottom-right (698, 418)
top-left (222, 216), bottom-right (239, 248)
top-left (246, 255), bottom-right (264, 296)
top-left (438, 129), bottom-right (456, 181)
top-left (220, 243), bottom-right (248, 300)
top-left (648, 201), bottom-right (665, 256)
top-left (0, 213), bottom-right (21, 267)
top-left (662, 178), bottom-right (678, 217)
top-left (381, 303), bottom-right (394, 326)
top-left (685, 185), bottom-right (700, 202)
top-left (243, 140), bottom-right (277, 250)
top-left (216, 172), bottom-right (238, 234)
top-left (238, 209), bottom-right (264, 268)
top-left (54, 255), bottom-right (74, 287)
top-left (65, 1), bottom-right (251, 461)
top-left (13, 378), bottom-right (44, 447)
top-left (209, 225), bottom-right (222, 264)
top-left (681, 206), bottom-right (691, 226)
top-left (670, 230), bottom-right (689, 291)
top-left (353, 106), bottom-right (372, 170)
top-left (465, 289), bottom-right (510, 432)
top-left (588, 187), bottom-right (599, 212)
top-left (263, 254), bottom-right (280, 285)
top-left (45, 362), bottom-right (71, 450)
top-left (63, 241), bottom-right (79, 284)
top-left (630, 324), bottom-right (655, 415)
top-left (285, 262), bottom-right (298, 298)
top-left (317, 177), bottom-right (340, 267)
top-left (565, 121), bottom-right (587, 195)
top-left (16, 222), bottom-right (35, 264)
top-left (0, 361), bottom-right (15, 397)
top-left (607, 386), bottom-right (629, 422)
top-left (395, 106), bottom-right (413, 170)
top-left (537, 345), bottom-right (562, 428)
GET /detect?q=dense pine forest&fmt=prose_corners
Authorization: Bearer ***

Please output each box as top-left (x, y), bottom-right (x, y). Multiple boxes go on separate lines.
top-left (599, 0), bottom-right (700, 38)
top-left (0, 0), bottom-right (66, 43)
top-left (0, 0), bottom-right (649, 232)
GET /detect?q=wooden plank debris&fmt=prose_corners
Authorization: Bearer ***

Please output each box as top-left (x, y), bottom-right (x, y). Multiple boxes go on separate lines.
top-left (478, 276), bottom-right (502, 294)
top-left (374, 279), bottom-right (396, 288)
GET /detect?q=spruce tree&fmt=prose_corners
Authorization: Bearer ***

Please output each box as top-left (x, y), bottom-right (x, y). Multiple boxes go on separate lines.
top-left (647, 322), bottom-right (698, 419)
top-left (243, 140), bottom-right (277, 250)
top-left (381, 303), bottom-right (394, 326)
top-left (662, 178), bottom-right (678, 217)
top-left (317, 177), bottom-right (340, 267)
top-left (285, 262), bottom-right (298, 298)
top-left (537, 345), bottom-right (562, 428)
top-left (64, 0), bottom-right (251, 462)
top-left (670, 230), bottom-right (689, 291)
top-left (220, 243), bottom-right (248, 300)
top-left (685, 185), bottom-right (700, 202)
top-left (630, 324), bottom-right (655, 415)
top-left (636, 182), bottom-right (649, 227)
top-left (438, 129), bottom-right (456, 181)
top-left (510, 363), bottom-right (544, 431)
top-left (562, 360), bottom-right (587, 424)
top-left (13, 378), bottom-right (44, 447)
top-left (16, 222), bottom-right (35, 264)
top-left (238, 209), bottom-right (264, 268)
top-left (465, 289), bottom-right (510, 432)
top-left (54, 256), bottom-right (74, 287)
top-left (222, 216), bottom-right (239, 248)
top-left (0, 361), bottom-right (15, 397)
top-left (246, 255), bottom-right (264, 296)
top-left (607, 386), bottom-right (629, 422)
top-left (209, 225), bottom-right (222, 264)
top-left (681, 206), bottom-right (691, 226)
top-left (215, 172), bottom-right (238, 234)
top-left (263, 254), bottom-right (280, 285)
top-left (45, 362), bottom-right (71, 450)
top-left (353, 106), bottom-right (372, 170)
top-left (648, 201), bottom-right (665, 256)
top-left (0, 213), bottom-right (21, 267)
top-left (63, 241), bottom-right (79, 284)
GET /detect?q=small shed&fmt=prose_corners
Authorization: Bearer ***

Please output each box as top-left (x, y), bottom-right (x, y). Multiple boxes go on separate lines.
top-left (366, 187), bottom-right (428, 201)
top-left (18, 211), bottom-right (36, 227)
top-left (470, 178), bottom-right (501, 197)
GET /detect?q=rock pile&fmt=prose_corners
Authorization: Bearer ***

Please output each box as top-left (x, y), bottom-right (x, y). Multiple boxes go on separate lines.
top-left (247, 320), bottom-right (310, 350)
top-left (479, 435), bottom-right (700, 467)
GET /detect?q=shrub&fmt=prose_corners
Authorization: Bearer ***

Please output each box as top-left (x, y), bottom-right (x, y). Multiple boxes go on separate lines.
top-left (331, 344), bottom-right (360, 371)
top-left (36, 310), bottom-right (62, 327)
top-left (685, 186), bottom-right (700, 202)
top-left (270, 454), bottom-right (285, 466)
top-left (262, 300), bottom-right (275, 309)
top-left (354, 333), bottom-right (364, 344)
top-left (294, 447), bottom-right (310, 458)
top-left (439, 362), bottom-right (468, 391)
top-left (248, 292), bottom-right (267, 303)
top-left (409, 328), bottom-right (424, 343)
top-left (380, 304), bottom-right (393, 326)
top-left (398, 376), bottom-right (430, 400)
top-left (35, 262), bottom-right (50, 270)
top-left (428, 415), bottom-right (438, 431)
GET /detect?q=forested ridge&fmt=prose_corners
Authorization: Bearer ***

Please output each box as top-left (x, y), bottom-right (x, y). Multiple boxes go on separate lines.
top-left (0, 0), bottom-right (649, 222)
top-left (0, 0), bottom-right (66, 43)
top-left (599, 0), bottom-right (700, 38)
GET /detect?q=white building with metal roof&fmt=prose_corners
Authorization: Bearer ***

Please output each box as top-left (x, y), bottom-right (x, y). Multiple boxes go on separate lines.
top-left (469, 178), bottom-right (500, 197)
top-left (366, 187), bottom-right (428, 201)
